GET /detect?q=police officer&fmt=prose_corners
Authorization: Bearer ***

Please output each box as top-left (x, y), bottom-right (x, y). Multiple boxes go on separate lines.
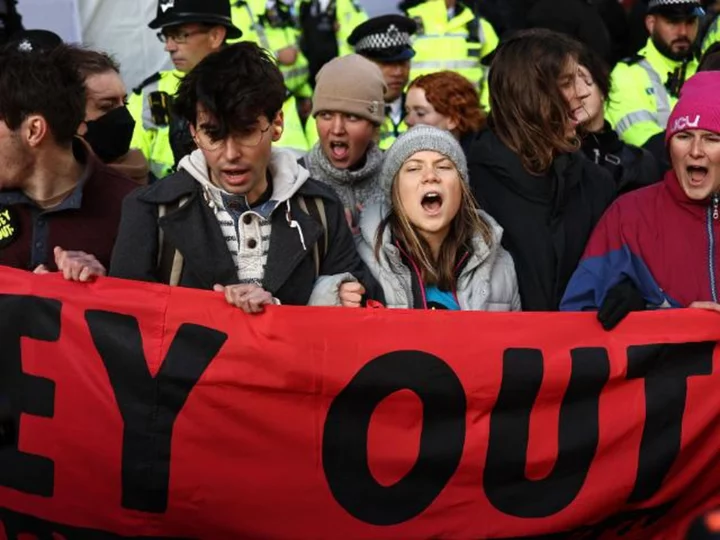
top-left (400, 0), bottom-right (499, 108)
top-left (347, 15), bottom-right (417, 150)
top-left (229, 0), bottom-right (311, 155)
top-left (296, 0), bottom-right (368, 82)
top-left (606, 0), bottom-right (703, 148)
top-left (127, 0), bottom-right (242, 180)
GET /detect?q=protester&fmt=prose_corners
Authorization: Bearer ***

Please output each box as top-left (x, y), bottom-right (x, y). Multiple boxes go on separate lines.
top-left (405, 70), bottom-right (486, 157)
top-left (347, 15), bottom-right (417, 149)
top-left (561, 71), bottom-right (720, 328)
top-left (110, 42), bottom-right (377, 312)
top-left (128, 0), bottom-right (242, 180)
top-left (302, 54), bottom-right (387, 232)
top-left (66, 47), bottom-right (150, 185)
top-left (0, 45), bottom-right (136, 279)
top-left (356, 125), bottom-right (520, 310)
top-left (468, 29), bottom-right (616, 312)
top-left (606, 0), bottom-right (702, 149)
top-left (577, 48), bottom-right (662, 192)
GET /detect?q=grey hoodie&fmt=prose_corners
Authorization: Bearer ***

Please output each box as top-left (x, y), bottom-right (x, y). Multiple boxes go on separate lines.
top-left (356, 203), bottom-right (521, 310)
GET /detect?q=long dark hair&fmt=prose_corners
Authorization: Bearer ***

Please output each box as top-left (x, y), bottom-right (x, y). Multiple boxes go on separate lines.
top-left (489, 29), bottom-right (585, 175)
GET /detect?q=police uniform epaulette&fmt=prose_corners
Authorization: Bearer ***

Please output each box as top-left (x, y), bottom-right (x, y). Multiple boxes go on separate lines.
top-left (621, 54), bottom-right (644, 66)
top-left (132, 72), bottom-right (162, 95)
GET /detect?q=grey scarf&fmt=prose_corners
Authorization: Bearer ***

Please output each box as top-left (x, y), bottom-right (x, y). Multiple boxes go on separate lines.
top-left (306, 142), bottom-right (385, 221)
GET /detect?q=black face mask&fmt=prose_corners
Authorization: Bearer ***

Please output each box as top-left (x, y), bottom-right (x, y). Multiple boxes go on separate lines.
top-left (83, 106), bottom-right (136, 163)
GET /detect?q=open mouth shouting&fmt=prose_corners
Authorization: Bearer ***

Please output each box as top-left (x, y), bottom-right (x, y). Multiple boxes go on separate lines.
top-left (687, 165), bottom-right (709, 186)
top-left (329, 141), bottom-right (350, 161)
top-left (421, 191), bottom-right (443, 216)
top-left (221, 166), bottom-right (251, 187)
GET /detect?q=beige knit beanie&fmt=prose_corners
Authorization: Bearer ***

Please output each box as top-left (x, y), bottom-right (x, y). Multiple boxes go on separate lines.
top-left (311, 54), bottom-right (387, 125)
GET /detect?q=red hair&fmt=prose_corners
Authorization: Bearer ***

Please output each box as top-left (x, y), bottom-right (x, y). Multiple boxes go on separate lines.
top-left (408, 71), bottom-right (486, 136)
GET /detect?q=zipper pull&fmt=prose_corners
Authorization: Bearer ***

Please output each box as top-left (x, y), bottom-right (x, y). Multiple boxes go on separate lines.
top-left (593, 148), bottom-right (600, 165)
top-left (713, 194), bottom-right (719, 221)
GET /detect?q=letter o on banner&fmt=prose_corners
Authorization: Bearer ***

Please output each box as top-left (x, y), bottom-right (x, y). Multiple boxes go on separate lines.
top-left (323, 350), bottom-right (466, 526)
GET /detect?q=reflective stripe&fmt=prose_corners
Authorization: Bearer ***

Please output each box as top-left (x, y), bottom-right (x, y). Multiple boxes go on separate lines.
top-left (615, 110), bottom-right (657, 136)
top-left (477, 19), bottom-right (485, 43)
top-left (638, 59), bottom-right (672, 128)
top-left (413, 59), bottom-right (478, 70)
top-left (415, 32), bottom-right (469, 39)
top-left (282, 65), bottom-right (309, 82)
top-left (140, 79), bottom-right (162, 131)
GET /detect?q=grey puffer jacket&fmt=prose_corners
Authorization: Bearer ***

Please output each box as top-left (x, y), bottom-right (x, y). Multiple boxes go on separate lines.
top-left (356, 203), bottom-right (521, 311)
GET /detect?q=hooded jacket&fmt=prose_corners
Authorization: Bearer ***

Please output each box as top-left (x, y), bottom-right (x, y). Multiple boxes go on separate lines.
top-left (110, 148), bottom-right (375, 306)
top-left (356, 202), bottom-right (521, 310)
top-left (561, 171), bottom-right (720, 311)
top-left (468, 129), bottom-right (616, 311)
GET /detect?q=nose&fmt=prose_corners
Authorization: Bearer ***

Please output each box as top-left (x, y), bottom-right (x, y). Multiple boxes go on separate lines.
top-left (405, 112), bottom-right (416, 127)
top-left (422, 165), bottom-right (440, 183)
top-left (677, 22), bottom-right (690, 38)
top-left (329, 114), bottom-right (346, 135)
top-left (575, 78), bottom-right (591, 101)
top-left (689, 136), bottom-right (705, 158)
top-left (222, 137), bottom-right (243, 161)
top-left (164, 39), bottom-right (177, 52)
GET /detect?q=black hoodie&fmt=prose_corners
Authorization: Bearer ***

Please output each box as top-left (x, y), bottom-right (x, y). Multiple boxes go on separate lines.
top-left (468, 129), bottom-right (616, 311)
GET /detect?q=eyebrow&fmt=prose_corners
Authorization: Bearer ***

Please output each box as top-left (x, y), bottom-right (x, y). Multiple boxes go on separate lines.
top-left (404, 157), bottom-right (453, 165)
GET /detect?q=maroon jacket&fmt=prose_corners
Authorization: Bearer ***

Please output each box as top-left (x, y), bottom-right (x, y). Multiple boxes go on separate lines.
top-left (0, 139), bottom-right (137, 271)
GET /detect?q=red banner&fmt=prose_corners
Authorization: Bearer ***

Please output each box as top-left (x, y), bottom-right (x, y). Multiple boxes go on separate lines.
top-left (0, 266), bottom-right (719, 539)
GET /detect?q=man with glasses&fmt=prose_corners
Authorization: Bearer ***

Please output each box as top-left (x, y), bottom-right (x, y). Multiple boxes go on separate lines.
top-left (111, 42), bottom-right (377, 313)
top-left (127, 0), bottom-right (242, 180)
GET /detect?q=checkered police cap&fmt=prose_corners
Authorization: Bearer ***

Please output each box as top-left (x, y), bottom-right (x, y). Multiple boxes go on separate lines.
top-left (354, 24), bottom-right (412, 53)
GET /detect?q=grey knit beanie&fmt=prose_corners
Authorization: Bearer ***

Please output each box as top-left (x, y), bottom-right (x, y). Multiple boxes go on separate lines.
top-left (311, 54), bottom-right (387, 125)
top-left (380, 125), bottom-right (469, 199)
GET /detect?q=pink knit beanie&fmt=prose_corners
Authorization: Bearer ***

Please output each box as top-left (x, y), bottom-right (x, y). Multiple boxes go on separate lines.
top-left (666, 72), bottom-right (720, 143)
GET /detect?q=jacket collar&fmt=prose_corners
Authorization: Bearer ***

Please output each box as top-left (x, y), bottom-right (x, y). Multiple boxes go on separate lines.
top-left (664, 168), bottom-right (720, 217)
top-left (640, 38), bottom-right (694, 82)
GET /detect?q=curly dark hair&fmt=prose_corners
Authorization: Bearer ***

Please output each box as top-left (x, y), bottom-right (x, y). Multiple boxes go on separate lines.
top-left (0, 44), bottom-right (86, 145)
top-left (408, 70), bottom-right (486, 136)
top-left (174, 42), bottom-right (286, 139)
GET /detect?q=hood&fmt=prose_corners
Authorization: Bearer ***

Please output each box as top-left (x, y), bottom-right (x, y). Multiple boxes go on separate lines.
top-left (179, 147), bottom-right (310, 216)
top-left (473, 129), bottom-right (584, 210)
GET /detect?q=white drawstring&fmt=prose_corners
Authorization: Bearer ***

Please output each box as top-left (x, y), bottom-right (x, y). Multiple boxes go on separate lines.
top-left (285, 200), bottom-right (307, 251)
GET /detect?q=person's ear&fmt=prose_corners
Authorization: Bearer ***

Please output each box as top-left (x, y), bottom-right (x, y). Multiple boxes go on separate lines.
top-left (209, 26), bottom-right (227, 49)
top-left (271, 111), bottom-right (284, 142)
top-left (77, 121), bottom-right (88, 137)
top-left (24, 115), bottom-right (48, 148)
top-left (645, 14), bottom-right (656, 35)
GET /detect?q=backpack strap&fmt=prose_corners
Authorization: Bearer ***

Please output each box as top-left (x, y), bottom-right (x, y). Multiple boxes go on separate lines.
top-left (157, 196), bottom-right (190, 286)
top-left (296, 195), bottom-right (328, 277)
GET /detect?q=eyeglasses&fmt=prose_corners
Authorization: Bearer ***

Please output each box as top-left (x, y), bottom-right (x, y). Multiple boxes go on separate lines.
top-left (194, 124), bottom-right (272, 152)
top-left (156, 29), bottom-right (209, 44)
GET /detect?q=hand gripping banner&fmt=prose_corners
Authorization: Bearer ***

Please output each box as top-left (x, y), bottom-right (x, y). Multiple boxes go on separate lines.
top-left (0, 266), bottom-right (718, 539)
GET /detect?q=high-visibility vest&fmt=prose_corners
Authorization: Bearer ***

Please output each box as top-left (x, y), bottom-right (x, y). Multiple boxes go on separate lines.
top-left (405, 0), bottom-right (498, 106)
top-left (230, 0), bottom-right (312, 98)
top-left (127, 70), bottom-right (183, 180)
top-left (606, 38), bottom-right (698, 147)
top-left (702, 14), bottom-right (719, 54)
top-left (293, 0), bottom-right (367, 58)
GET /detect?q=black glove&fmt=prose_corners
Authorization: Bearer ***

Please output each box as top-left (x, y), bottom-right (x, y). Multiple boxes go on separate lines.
top-left (597, 278), bottom-right (646, 331)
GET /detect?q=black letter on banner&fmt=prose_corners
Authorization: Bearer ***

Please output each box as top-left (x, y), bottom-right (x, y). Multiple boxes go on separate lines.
top-left (0, 294), bottom-right (58, 496)
top-left (85, 311), bottom-right (227, 513)
top-left (627, 341), bottom-right (714, 503)
top-left (323, 350), bottom-right (466, 526)
top-left (484, 348), bottom-right (609, 518)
